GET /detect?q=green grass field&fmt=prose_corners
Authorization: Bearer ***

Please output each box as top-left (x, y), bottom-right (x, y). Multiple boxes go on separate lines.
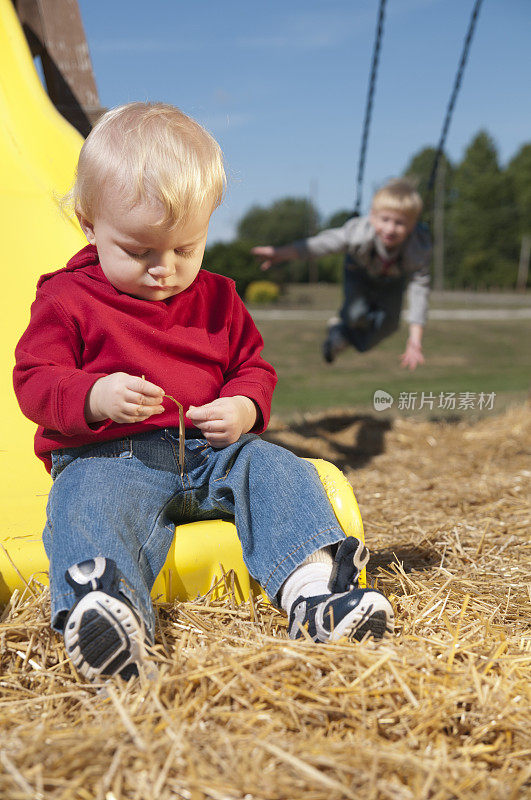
top-left (257, 314), bottom-right (531, 420)
top-left (274, 282), bottom-right (531, 311)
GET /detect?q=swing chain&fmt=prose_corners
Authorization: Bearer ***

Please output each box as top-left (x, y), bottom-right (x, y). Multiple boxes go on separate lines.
top-left (428, 0), bottom-right (484, 191)
top-left (354, 0), bottom-right (387, 216)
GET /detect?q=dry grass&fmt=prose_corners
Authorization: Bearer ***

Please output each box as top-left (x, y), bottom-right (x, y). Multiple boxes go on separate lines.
top-left (1, 406), bottom-right (530, 800)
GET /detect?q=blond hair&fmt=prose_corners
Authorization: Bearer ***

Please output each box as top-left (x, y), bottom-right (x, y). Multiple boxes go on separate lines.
top-left (70, 102), bottom-right (226, 226)
top-left (371, 178), bottom-right (423, 221)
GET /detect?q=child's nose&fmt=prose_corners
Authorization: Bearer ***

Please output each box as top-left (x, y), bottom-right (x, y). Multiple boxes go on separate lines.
top-left (148, 265), bottom-right (172, 278)
top-left (147, 258), bottom-right (175, 278)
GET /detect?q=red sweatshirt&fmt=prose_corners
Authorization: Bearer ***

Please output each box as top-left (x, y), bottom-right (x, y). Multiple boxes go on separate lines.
top-left (14, 245), bottom-right (277, 472)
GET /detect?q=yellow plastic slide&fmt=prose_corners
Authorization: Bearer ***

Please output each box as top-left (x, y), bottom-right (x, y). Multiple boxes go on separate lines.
top-left (0, 0), bottom-right (85, 599)
top-left (0, 0), bottom-right (365, 606)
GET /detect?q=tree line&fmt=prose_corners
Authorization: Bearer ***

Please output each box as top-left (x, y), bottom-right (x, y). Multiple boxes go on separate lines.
top-left (205, 130), bottom-right (530, 295)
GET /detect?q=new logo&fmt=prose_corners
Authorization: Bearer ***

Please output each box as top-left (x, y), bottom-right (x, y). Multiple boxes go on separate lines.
top-left (373, 390), bottom-right (393, 411)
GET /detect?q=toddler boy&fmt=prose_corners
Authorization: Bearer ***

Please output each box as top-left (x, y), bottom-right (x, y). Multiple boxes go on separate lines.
top-left (13, 103), bottom-right (393, 682)
top-left (252, 179), bottom-right (432, 369)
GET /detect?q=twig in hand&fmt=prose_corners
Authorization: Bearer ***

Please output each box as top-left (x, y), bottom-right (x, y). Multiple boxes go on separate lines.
top-left (163, 394), bottom-right (185, 478)
top-left (141, 375), bottom-right (185, 477)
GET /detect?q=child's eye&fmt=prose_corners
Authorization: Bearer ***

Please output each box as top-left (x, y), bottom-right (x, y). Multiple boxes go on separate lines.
top-left (175, 249), bottom-right (194, 258)
top-left (124, 248), bottom-right (149, 259)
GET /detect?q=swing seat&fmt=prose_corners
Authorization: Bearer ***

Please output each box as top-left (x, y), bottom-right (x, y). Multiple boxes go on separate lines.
top-left (0, 458), bottom-right (365, 606)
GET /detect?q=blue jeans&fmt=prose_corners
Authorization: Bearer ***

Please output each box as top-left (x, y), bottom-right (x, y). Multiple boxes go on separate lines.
top-left (44, 429), bottom-right (346, 638)
top-left (338, 263), bottom-right (406, 352)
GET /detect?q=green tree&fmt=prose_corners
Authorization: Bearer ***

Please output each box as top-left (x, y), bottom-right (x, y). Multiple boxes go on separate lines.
top-left (204, 239), bottom-right (262, 297)
top-left (237, 197), bottom-right (325, 284)
top-left (403, 146), bottom-right (453, 230)
top-left (237, 197), bottom-right (319, 246)
top-left (506, 143), bottom-right (531, 237)
top-left (324, 209), bottom-right (354, 229)
top-left (447, 132), bottom-right (519, 289)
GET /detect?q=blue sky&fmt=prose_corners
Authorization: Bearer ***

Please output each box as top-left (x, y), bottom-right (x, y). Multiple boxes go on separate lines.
top-left (79, 0), bottom-right (530, 244)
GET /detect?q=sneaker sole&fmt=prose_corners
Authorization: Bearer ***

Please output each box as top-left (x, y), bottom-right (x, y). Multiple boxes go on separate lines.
top-left (63, 591), bottom-right (151, 682)
top-left (326, 593), bottom-right (394, 642)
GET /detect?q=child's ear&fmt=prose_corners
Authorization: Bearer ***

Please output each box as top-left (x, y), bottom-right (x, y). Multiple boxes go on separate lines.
top-left (76, 212), bottom-right (96, 245)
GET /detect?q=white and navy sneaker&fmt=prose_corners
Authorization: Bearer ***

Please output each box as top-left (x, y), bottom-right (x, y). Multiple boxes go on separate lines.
top-left (288, 536), bottom-right (394, 642)
top-left (63, 558), bottom-right (153, 683)
top-left (288, 587), bottom-right (394, 642)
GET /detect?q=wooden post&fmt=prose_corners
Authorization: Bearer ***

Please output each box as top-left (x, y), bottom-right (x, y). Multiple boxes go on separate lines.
top-left (516, 234), bottom-right (530, 292)
top-left (13, 0), bottom-right (106, 136)
top-left (433, 158), bottom-right (446, 292)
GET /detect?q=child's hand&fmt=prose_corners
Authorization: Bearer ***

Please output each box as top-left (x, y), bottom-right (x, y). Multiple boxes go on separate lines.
top-left (251, 244), bottom-right (299, 271)
top-left (85, 373), bottom-right (165, 424)
top-left (400, 341), bottom-right (425, 371)
top-left (186, 396), bottom-right (257, 447)
top-left (251, 246), bottom-right (277, 271)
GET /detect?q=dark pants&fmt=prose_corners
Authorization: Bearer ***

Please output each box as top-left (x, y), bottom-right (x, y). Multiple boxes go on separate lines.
top-left (337, 264), bottom-right (406, 353)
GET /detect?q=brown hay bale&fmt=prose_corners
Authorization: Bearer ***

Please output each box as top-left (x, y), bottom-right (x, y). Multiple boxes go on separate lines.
top-left (1, 406), bottom-right (530, 799)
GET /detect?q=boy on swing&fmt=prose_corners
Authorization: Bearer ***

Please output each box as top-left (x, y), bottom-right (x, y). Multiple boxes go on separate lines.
top-left (252, 178), bottom-right (432, 370)
top-left (13, 103), bottom-right (393, 683)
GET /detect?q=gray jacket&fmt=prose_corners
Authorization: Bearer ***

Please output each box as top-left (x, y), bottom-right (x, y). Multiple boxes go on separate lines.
top-left (293, 216), bottom-right (432, 325)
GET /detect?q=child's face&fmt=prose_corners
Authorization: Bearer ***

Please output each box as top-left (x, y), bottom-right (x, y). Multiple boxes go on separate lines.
top-left (78, 189), bottom-right (211, 301)
top-left (370, 207), bottom-right (415, 249)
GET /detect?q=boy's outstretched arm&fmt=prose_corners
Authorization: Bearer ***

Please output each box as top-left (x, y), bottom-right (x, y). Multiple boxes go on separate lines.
top-left (252, 219), bottom-right (358, 270)
top-left (400, 323), bottom-right (425, 370)
top-left (186, 396), bottom-right (258, 447)
top-left (251, 244), bottom-right (300, 271)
